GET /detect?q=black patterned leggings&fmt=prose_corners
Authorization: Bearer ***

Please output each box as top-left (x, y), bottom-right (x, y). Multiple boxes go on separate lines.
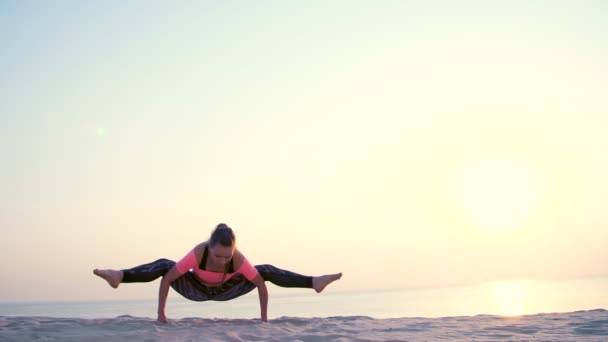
top-left (121, 259), bottom-right (313, 301)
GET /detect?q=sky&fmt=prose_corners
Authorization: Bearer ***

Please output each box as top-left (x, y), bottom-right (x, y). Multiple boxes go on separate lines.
top-left (1, 1), bottom-right (607, 303)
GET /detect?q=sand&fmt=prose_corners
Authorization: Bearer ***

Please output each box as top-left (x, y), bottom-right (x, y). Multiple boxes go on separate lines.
top-left (1, 309), bottom-right (607, 341)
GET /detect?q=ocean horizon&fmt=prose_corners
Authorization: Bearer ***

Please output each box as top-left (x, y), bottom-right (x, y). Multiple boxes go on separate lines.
top-left (2, 276), bottom-right (607, 320)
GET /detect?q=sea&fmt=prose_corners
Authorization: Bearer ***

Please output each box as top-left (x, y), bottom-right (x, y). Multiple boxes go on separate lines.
top-left (1, 276), bottom-right (607, 320)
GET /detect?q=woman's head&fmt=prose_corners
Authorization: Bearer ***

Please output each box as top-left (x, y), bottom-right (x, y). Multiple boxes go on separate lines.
top-left (208, 223), bottom-right (236, 266)
top-left (210, 223), bottom-right (236, 247)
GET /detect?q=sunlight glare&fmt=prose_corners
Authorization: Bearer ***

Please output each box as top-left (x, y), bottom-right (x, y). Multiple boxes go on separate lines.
top-left (490, 280), bottom-right (529, 316)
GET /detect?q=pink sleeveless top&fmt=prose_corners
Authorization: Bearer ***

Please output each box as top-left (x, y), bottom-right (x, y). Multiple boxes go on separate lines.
top-left (175, 248), bottom-right (259, 283)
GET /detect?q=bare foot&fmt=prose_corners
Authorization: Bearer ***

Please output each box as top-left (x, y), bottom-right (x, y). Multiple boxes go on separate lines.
top-left (312, 273), bottom-right (342, 293)
top-left (93, 269), bottom-right (123, 289)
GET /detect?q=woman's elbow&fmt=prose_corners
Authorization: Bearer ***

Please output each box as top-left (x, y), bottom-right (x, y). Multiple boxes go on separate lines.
top-left (162, 267), bottom-right (181, 284)
top-left (252, 274), bottom-right (266, 287)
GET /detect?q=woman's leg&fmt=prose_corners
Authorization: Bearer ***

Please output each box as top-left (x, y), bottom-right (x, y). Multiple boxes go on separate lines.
top-left (94, 259), bottom-right (221, 302)
top-left (192, 263), bottom-right (343, 302)
top-left (255, 264), bottom-right (342, 293)
top-left (93, 258), bottom-right (176, 287)
top-left (255, 264), bottom-right (313, 288)
top-left (120, 258), bottom-right (176, 282)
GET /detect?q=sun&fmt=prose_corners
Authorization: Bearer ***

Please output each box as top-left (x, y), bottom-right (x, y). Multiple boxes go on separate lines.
top-left (448, 158), bottom-right (546, 233)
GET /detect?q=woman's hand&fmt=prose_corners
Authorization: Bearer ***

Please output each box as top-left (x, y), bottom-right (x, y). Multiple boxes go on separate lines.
top-left (158, 312), bottom-right (168, 324)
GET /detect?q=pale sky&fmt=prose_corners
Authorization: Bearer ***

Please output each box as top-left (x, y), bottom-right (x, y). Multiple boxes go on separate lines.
top-left (1, 1), bottom-right (607, 303)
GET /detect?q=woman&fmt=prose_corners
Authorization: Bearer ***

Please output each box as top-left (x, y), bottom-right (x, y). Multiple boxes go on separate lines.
top-left (93, 223), bottom-right (342, 323)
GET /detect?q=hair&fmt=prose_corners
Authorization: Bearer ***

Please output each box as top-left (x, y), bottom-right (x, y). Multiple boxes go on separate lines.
top-left (209, 223), bottom-right (236, 248)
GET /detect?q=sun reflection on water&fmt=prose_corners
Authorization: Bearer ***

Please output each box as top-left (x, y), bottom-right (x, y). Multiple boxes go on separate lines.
top-left (490, 280), bottom-right (530, 316)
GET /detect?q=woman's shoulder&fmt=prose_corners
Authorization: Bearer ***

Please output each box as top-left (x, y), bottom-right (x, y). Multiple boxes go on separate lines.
top-left (232, 248), bottom-right (247, 269)
top-left (192, 241), bottom-right (208, 259)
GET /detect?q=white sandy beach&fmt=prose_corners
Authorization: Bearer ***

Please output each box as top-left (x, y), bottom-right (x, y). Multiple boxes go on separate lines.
top-left (1, 310), bottom-right (607, 342)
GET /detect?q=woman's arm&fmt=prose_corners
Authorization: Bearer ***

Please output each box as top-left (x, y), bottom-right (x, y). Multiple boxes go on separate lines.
top-left (251, 274), bottom-right (268, 322)
top-left (159, 244), bottom-right (204, 323)
top-left (233, 249), bottom-right (268, 322)
top-left (158, 266), bottom-right (183, 323)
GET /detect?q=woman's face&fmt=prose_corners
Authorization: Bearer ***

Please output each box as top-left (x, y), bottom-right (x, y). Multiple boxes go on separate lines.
top-left (209, 244), bottom-right (234, 266)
